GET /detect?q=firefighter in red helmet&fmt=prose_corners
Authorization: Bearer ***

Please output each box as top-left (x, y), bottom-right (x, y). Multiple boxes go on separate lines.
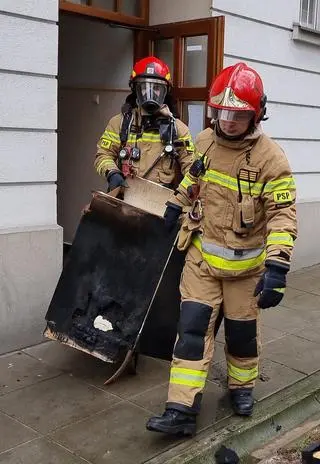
top-left (146, 62), bottom-right (297, 436)
top-left (94, 56), bottom-right (194, 192)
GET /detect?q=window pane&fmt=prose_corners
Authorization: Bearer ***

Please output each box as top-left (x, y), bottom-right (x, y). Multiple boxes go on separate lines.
top-left (153, 39), bottom-right (174, 76)
top-left (121, 0), bottom-right (140, 16)
top-left (301, 0), bottom-right (317, 27)
top-left (182, 101), bottom-right (206, 140)
top-left (91, 0), bottom-right (115, 10)
top-left (183, 36), bottom-right (208, 87)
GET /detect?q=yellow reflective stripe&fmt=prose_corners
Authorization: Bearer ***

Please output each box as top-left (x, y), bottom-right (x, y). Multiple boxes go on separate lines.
top-left (193, 236), bottom-right (266, 271)
top-left (264, 177), bottom-right (296, 193)
top-left (227, 362), bottom-right (258, 382)
top-left (274, 288), bottom-right (285, 294)
top-left (202, 170), bottom-right (263, 196)
top-left (178, 135), bottom-right (193, 141)
top-left (95, 159), bottom-right (115, 175)
top-left (102, 131), bottom-right (162, 144)
top-left (170, 367), bottom-right (207, 388)
top-left (102, 131), bottom-right (120, 143)
top-left (128, 134), bottom-right (161, 143)
top-left (181, 174), bottom-right (197, 189)
top-left (267, 232), bottom-right (294, 247)
top-left (200, 171), bottom-right (295, 197)
top-left (171, 367), bottom-right (207, 377)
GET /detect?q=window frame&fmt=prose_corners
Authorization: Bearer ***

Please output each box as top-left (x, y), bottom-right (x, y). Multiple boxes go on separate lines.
top-left (59, 0), bottom-right (149, 26)
top-left (134, 17), bottom-right (225, 126)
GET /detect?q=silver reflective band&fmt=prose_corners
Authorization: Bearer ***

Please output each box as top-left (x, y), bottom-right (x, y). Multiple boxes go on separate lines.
top-left (200, 238), bottom-right (265, 261)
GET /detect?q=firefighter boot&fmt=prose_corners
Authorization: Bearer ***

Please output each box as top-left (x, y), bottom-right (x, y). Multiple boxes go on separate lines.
top-left (230, 388), bottom-right (254, 416)
top-left (146, 408), bottom-right (196, 436)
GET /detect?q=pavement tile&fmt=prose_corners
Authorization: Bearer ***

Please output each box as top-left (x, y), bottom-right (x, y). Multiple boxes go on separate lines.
top-left (0, 438), bottom-right (88, 464)
top-left (281, 287), bottom-right (320, 312)
top-left (208, 360), bottom-right (228, 389)
top-left (130, 380), bottom-right (232, 432)
top-left (0, 374), bottom-right (119, 434)
top-left (287, 269), bottom-right (320, 295)
top-left (260, 306), bottom-right (311, 333)
top-left (261, 325), bottom-right (286, 346)
top-left (294, 325), bottom-right (320, 344)
top-left (264, 334), bottom-right (320, 375)
top-left (254, 358), bottom-right (305, 400)
top-left (23, 341), bottom-right (115, 378)
top-left (24, 341), bottom-right (171, 398)
top-left (212, 341), bottom-right (225, 364)
top-left (0, 412), bottom-right (39, 454)
top-left (105, 356), bottom-right (170, 399)
top-left (50, 402), bottom-right (182, 464)
top-left (0, 351), bottom-right (62, 396)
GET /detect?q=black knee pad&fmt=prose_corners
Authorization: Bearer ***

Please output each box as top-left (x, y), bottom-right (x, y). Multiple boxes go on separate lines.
top-left (174, 301), bottom-right (212, 360)
top-left (225, 318), bottom-right (258, 358)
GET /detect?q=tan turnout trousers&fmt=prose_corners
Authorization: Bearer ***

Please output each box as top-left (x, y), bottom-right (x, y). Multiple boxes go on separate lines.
top-left (166, 245), bottom-right (263, 414)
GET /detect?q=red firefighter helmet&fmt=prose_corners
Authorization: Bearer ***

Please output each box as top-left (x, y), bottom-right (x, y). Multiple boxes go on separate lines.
top-left (129, 56), bottom-right (172, 114)
top-left (130, 56), bottom-right (172, 85)
top-left (208, 62), bottom-right (267, 123)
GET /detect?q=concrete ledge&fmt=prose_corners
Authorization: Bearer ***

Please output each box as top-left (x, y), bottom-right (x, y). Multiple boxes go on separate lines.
top-left (146, 371), bottom-right (320, 464)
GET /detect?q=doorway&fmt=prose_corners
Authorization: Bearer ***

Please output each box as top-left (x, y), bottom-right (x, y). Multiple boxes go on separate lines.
top-left (57, 8), bottom-right (224, 247)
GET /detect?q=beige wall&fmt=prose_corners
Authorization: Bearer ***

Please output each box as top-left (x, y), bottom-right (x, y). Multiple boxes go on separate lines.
top-left (149, 0), bottom-right (211, 24)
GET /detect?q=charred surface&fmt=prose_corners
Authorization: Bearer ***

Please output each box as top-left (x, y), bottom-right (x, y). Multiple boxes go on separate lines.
top-left (45, 195), bottom-right (179, 362)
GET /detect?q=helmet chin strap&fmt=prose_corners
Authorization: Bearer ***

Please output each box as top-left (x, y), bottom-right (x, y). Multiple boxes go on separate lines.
top-left (214, 120), bottom-right (256, 141)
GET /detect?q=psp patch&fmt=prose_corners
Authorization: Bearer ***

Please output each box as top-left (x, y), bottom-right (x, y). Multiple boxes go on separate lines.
top-left (274, 190), bottom-right (292, 203)
top-left (100, 138), bottom-right (112, 149)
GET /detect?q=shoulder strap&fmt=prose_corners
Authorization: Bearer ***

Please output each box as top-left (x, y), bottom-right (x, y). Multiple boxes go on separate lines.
top-left (119, 106), bottom-right (134, 147)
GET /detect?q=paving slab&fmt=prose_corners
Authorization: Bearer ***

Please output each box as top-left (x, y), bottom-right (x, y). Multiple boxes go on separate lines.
top-left (287, 269), bottom-right (320, 295)
top-left (261, 306), bottom-right (311, 333)
top-left (281, 286), bottom-right (320, 311)
top-left (50, 402), bottom-right (182, 464)
top-left (0, 438), bottom-right (88, 464)
top-left (0, 374), bottom-right (120, 434)
top-left (261, 325), bottom-right (286, 345)
top-left (264, 334), bottom-right (320, 375)
top-left (0, 351), bottom-right (62, 396)
top-left (0, 411), bottom-right (39, 454)
top-left (24, 341), bottom-right (171, 398)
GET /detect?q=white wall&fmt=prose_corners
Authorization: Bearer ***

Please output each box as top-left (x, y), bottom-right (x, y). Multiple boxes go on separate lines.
top-left (211, 0), bottom-right (320, 267)
top-left (0, 2), bottom-right (58, 228)
top-left (58, 14), bottom-right (134, 242)
top-left (0, 0), bottom-right (62, 354)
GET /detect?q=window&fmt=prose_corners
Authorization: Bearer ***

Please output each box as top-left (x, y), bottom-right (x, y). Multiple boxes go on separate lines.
top-left (135, 17), bottom-right (225, 131)
top-left (300, 0), bottom-right (320, 31)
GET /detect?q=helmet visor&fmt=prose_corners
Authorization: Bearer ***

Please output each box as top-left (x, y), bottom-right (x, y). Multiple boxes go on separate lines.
top-left (208, 106), bottom-right (254, 122)
top-left (135, 78), bottom-right (167, 110)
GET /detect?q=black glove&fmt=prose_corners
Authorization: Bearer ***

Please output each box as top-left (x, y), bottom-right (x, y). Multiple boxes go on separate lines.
top-left (107, 171), bottom-right (126, 192)
top-left (163, 202), bottom-right (182, 232)
top-left (254, 261), bottom-right (289, 309)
